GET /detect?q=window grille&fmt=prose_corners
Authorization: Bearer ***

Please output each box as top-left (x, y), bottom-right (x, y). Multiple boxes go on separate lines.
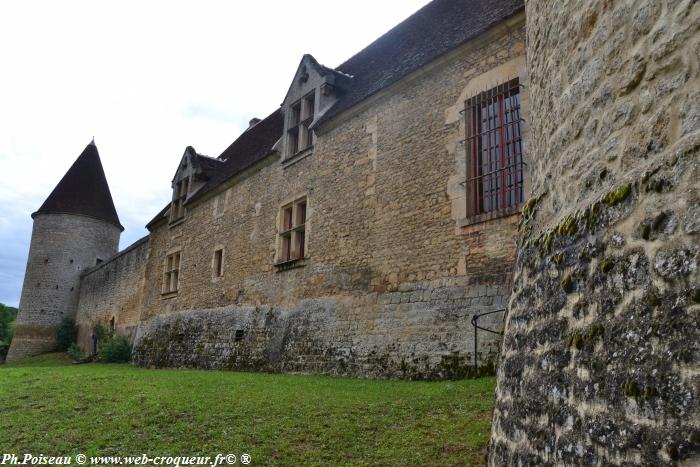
top-left (463, 78), bottom-right (524, 216)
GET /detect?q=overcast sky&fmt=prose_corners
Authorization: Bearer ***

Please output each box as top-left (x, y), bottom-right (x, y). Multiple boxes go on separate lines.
top-left (0, 0), bottom-right (431, 307)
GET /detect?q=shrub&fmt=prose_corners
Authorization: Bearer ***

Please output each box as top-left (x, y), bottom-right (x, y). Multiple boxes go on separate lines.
top-left (97, 335), bottom-right (131, 363)
top-left (66, 343), bottom-right (87, 362)
top-left (56, 315), bottom-right (77, 351)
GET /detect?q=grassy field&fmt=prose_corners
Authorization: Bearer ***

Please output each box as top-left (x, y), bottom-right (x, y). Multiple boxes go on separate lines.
top-left (0, 354), bottom-right (496, 466)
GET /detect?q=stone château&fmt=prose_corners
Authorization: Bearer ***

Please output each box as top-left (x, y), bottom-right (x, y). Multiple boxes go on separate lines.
top-left (7, 0), bottom-right (699, 464)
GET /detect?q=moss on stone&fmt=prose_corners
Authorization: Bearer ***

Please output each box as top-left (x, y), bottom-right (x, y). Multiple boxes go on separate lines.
top-left (551, 253), bottom-right (564, 265)
top-left (586, 324), bottom-right (604, 342)
top-left (603, 184), bottom-right (631, 206)
top-left (560, 275), bottom-right (574, 293)
top-left (624, 380), bottom-right (641, 397)
top-left (638, 223), bottom-right (651, 240)
top-left (644, 385), bottom-right (658, 399)
top-left (556, 216), bottom-right (578, 236)
top-left (569, 332), bottom-right (583, 350)
top-left (599, 258), bottom-right (615, 273)
top-left (586, 202), bottom-right (599, 231)
top-left (641, 165), bottom-right (660, 183)
top-left (522, 191), bottom-right (547, 220)
top-left (646, 291), bottom-right (661, 307)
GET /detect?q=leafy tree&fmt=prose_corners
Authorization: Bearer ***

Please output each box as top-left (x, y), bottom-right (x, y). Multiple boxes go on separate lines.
top-left (56, 315), bottom-right (77, 351)
top-left (0, 303), bottom-right (18, 347)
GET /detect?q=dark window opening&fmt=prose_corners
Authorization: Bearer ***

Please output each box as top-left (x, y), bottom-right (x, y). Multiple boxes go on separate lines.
top-left (213, 249), bottom-right (224, 278)
top-left (464, 78), bottom-right (524, 216)
top-left (234, 329), bottom-right (245, 342)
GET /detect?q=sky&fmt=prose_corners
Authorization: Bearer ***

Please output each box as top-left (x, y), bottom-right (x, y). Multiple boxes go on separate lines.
top-left (0, 0), bottom-right (432, 307)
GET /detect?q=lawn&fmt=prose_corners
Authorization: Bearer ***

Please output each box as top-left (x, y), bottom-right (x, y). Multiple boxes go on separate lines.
top-left (0, 354), bottom-right (496, 466)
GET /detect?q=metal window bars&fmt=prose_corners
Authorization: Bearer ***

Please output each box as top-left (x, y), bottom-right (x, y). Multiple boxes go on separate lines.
top-left (460, 78), bottom-right (525, 216)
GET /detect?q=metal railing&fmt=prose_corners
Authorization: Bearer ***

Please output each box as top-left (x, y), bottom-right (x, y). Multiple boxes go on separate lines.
top-left (470, 308), bottom-right (506, 370)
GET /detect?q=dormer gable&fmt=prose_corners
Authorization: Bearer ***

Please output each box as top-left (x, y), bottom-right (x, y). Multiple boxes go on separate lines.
top-left (169, 146), bottom-right (222, 224)
top-left (281, 54), bottom-right (346, 162)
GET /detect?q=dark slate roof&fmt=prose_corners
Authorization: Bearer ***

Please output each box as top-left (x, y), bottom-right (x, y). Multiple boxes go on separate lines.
top-left (189, 108), bottom-right (283, 202)
top-left (145, 0), bottom-right (523, 229)
top-left (317, 0), bottom-right (524, 126)
top-left (34, 141), bottom-right (123, 230)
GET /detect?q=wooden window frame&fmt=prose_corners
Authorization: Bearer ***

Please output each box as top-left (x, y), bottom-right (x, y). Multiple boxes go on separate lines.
top-left (170, 177), bottom-right (189, 223)
top-left (464, 78), bottom-right (524, 218)
top-left (286, 91), bottom-right (316, 159)
top-left (162, 250), bottom-right (181, 295)
top-left (276, 197), bottom-right (307, 267)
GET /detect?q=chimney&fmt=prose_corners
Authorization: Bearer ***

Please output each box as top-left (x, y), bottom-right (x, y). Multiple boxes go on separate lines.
top-left (248, 118), bottom-right (261, 129)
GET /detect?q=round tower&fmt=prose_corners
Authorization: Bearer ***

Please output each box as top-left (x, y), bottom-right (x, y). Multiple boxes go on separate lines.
top-left (6, 141), bottom-right (123, 362)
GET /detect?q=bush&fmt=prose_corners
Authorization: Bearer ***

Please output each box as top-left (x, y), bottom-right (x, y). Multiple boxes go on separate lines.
top-left (56, 315), bottom-right (77, 351)
top-left (97, 335), bottom-right (131, 363)
top-left (66, 343), bottom-right (87, 362)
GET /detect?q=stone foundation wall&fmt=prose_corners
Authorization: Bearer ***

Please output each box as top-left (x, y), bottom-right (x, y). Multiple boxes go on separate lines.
top-left (75, 236), bottom-right (149, 352)
top-left (491, 0), bottom-right (699, 464)
top-left (133, 275), bottom-right (510, 379)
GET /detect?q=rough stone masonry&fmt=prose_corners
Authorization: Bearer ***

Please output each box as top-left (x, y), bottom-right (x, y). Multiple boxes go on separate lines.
top-left (490, 0), bottom-right (699, 464)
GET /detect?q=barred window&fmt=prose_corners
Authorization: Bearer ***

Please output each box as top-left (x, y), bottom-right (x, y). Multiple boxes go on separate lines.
top-left (464, 78), bottom-right (524, 216)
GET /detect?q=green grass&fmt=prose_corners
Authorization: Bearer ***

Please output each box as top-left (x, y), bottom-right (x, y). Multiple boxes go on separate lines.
top-left (0, 354), bottom-right (496, 466)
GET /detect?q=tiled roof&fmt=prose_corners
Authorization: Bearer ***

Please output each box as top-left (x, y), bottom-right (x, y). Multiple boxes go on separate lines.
top-left (145, 0), bottom-right (523, 229)
top-left (318, 0), bottom-right (524, 126)
top-left (34, 141), bottom-right (123, 230)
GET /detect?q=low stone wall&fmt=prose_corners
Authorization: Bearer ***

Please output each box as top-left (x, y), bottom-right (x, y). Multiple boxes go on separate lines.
top-left (133, 275), bottom-right (510, 379)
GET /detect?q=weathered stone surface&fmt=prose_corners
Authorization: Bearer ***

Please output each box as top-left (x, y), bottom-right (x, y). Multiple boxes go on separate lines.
top-left (7, 213), bottom-right (120, 362)
top-left (490, 0), bottom-right (700, 464)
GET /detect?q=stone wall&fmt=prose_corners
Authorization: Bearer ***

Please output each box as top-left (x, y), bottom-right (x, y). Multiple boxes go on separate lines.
top-left (7, 213), bottom-right (120, 362)
top-left (75, 236), bottom-right (149, 352)
top-left (490, 0), bottom-right (699, 464)
top-left (131, 15), bottom-right (527, 378)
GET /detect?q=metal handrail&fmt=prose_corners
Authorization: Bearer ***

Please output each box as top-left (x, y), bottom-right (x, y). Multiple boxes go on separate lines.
top-left (471, 308), bottom-right (506, 370)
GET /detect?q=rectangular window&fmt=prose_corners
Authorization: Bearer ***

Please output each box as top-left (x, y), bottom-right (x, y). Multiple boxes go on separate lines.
top-left (163, 251), bottom-right (181, 294)
top-left (287, 91), bottom-right (315, 158)
top-left (464, 78), bottom-right (524, 216)
top-left (278, 197), bottom-right (307, 263)
top-left (213, 248), bottom-right (224, 278)
top-left (171, 177), bottom-right (189, 222)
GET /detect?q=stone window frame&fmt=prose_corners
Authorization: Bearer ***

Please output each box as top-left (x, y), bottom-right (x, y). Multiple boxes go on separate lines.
top-left (275, 195), bottom-right (308, 270)
top-left (212, 245), bottom-right (225, 281)
top-left (170, 175), bottom-right (190, 224)
top-left (464, 77), bottom-right (524, 217)
top-left (162, 248), bottom-right (182, 296)
top-left (285, 90), bottom-right (316, 160)
top-left (455, 56), bottom-right (531, 227)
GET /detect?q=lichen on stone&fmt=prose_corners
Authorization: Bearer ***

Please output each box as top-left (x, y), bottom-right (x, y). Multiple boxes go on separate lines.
top-left (603, 183), bottom-right (632, 206)
top-left (599, 258), bottom-right (615, 273)
top-left (561, 275), bottom-right (574, 293)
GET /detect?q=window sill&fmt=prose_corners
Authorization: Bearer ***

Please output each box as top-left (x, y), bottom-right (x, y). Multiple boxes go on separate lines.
top-left (274, 257), bottom-right (307, 272)
top-left (282, 146), bottom-right (314, 168)
top-left (168, 217), bottom-right (185, 228)
top-left (160, 291), bottom-right (179, 300)
top-left (459, 206), bottom-right (521, 228)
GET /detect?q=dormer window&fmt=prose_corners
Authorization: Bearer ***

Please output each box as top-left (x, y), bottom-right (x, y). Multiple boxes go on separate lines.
top-left (287, 91), bottom-right (316, 158)
top-left (171, 177), bottom-right (189, 222)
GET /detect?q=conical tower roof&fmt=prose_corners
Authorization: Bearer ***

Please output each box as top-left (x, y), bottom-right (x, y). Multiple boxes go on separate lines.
top-left (33, 140), bottom-right (123, 230)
